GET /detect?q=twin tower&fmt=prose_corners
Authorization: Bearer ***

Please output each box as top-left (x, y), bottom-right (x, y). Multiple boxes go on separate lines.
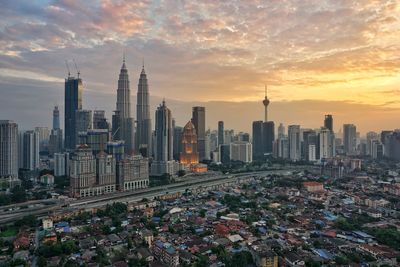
top-left (112, 57), bottom-right (152, 157)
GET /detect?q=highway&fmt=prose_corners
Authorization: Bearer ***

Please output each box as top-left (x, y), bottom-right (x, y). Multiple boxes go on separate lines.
top-left (0, 168), bottom-right (300, 224)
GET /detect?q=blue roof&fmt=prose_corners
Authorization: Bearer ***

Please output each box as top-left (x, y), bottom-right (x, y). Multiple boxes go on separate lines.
top-left (152, 217), bottom-right (161, 222)
top-left (55, 221), bottom-right (69, 227)
top-left (352, 231), bottom-right (373, 239)
top-left (314, 249), bottom-right (334, 260)
top-left (166, 246), bottom-right (176, 255)
top-left (195, 228), bottom-right (204, 234)
top-left (258, 227), bottom-right (267, 234)
top-left (155, 240), bottom-right (164, 248)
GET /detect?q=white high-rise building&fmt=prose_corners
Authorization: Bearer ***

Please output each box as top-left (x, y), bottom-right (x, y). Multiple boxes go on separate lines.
top-left (288, 125), bottom-right (301, 161)
top-left (0, 121), bottom-right (18, 179)
top-left (366, 131), bottom-right (378, 156)
top-left (35, 127), bottom-right (50, 152)
top-left (54, 152), bottom-right (69, 177)
top-left (308, 144), bottom-right (317, 162)
top-left (230, 141), bottom-right (252, 163)
top-left (319, 127), bottom-right (335, 160)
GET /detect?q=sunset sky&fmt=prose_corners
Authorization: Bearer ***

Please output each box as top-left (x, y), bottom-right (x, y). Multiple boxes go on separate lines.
top-left (0, 0), bottom-right (399, 134)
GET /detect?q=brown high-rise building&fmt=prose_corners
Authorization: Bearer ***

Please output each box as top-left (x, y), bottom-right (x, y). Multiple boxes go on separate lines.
top-left (180, 121), bottom-right (199, 165)
top-left (192, 106), bottom-right (205, 160)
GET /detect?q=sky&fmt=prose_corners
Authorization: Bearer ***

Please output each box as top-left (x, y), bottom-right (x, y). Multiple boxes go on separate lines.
top-left (0, 0), bottom-right (399, 135)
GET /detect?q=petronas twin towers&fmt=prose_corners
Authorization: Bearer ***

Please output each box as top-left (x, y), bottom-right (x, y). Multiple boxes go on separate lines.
top-left (112, 57), bottom-right (152, 157)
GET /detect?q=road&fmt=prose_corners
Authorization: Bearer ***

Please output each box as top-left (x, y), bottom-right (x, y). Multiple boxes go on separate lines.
top-left (0, 168), bottom-right (302, 224)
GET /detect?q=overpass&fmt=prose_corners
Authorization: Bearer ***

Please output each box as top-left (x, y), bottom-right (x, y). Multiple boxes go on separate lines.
top-left (0, 168), bottom-right (301, 224)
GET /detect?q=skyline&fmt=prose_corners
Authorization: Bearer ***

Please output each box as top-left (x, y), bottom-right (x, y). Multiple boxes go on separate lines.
top-left (1, 0), bottom-right (400, 134)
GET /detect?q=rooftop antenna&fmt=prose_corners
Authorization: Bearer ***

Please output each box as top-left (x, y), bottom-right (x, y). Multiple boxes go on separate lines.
top-left (65, 60), bottom-right (70, 77)
top-left (72, 59), bottom-right (80, 78)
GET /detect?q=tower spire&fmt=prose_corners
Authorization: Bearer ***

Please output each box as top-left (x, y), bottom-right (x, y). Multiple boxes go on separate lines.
top-left (262, 84), bottom-right (270, 122)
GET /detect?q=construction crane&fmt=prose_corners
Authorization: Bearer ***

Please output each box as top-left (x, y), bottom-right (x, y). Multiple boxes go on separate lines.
top-left (72, 59), bottom-right (80, 78)
top-left (65, 60), bottom-right (71, 77)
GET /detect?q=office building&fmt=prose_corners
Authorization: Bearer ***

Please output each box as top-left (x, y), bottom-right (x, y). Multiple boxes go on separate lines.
top-left (230, 141), bottom-right (252, 163)
top-left (276, 137), bottom-right (289, 159)
top-left (319, 127), bottom-right (335, 160)
top-left (366, 131), bottom-right (378, 156)
top-left (106, 141), bottom-right (125, 161)
top-left (218, 121), bottom-right (224, 146)
top-left (78, 129), bottom-right (109, 155)
top-left (65, 75), bottom-right (83, 150)
top-left (112, 58), bottom-right (135, 154)
top-left (180, 121), bottom-right (199, 165)
top-left (117, 154), bottom-right (149, 191)
top-left (54, 152), bottom-right (69, 177)
top-left (93, 110), bottom-right (109, 130)
top-left (302, 130), bottom-right (317, 161)
top-left (70, 145), bottom-right (96, 197)
top-left (0, 121), bottom-right (18, 179)
top-left (371, 140), bottom-right (383, 160)
top-left (18, 130), bottom-right (40, 171)
top-left (173, 125), bottom-right (183, 161)
top-left (224, 129), bottom-right (235, 144)
top-left (192, 106), bottom-right (206, 160)
top-left (277, 123), bottom-right (285, 138)
top-left (75, 110), bottom-right (92, 145)
top-left (252, 120), bottom-right (274, 159)
top-left (324, 115), bottom-right (333, 132)
top-left (35, 127), bottom-right (50, 152)
top-left (219, 144), bottom-right (230, 164)
top-left (53, 105), bottom-right (60, 130)
top-left (151, 101), bottom-right (175, 176)
top-left (96, 152), bottom-right (116, 194)
top-left (343, 124), bottom-right (357, 155)
top-left (288, 125), bottom-right (301, 161)
top-left (136, 64), bottom-right (152, 157)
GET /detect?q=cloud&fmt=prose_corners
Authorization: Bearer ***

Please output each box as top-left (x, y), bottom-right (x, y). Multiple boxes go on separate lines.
top-left (0, 0), bottom-right (400, 131)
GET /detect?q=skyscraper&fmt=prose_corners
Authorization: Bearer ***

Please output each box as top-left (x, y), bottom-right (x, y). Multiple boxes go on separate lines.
top-left (303, 130), bottom-right (317, 161)
top-left (173, 125), bottom-right (183, 161)
top-left (230, 141), bottom-right (252, 163)
top-left (151, 100), bottom-right (175, 176)
top-left (252, 121), bottom-right (264, 159)
top-left (117, 154), bottom-right (149, 191)
top-left (53, 106), bottom-right (60, 130)
top-left (113, 57), bottom-right (135, 154)
top-left (75, 110), bottom-right (92, 143)
top-left (136, 64), bottom-right (152, 157)
top-left (288, 125), bottom-right (301, 161)
top-left (218, 121), bottom-right (224, 146)
top-left (96, 152), bottom-right (116, 194)
top-left (343, 124), bottom-right (357, 155)
top-left (252, 121), bottom-right (274, 159)
top-left (70, 145), bottom-right (96, 197)
top-left (319, 127), bottom-right (335, 159)
top-left (35, 127), bottom-right (50, 152)
top-left (0, 121), bottom-right (18, 179)
top-left (324, 115), bottom-right (333, 132)
top-left (18, 130), bottom-right (40, 171)
top-left (192, 107), bottom-right (206, 160)
top-left (49, 106), bottom-right (63, 155)
top-left (93, 110), bottom-right (109, 130)
top-left (180, 121), bottom-right (199, 165)
top-left (65, 76), bottom-right (83, 150)
top-left (263, 121), bottom-right (275, 154)
top-left (277, 123), bottom-right (285, 138)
